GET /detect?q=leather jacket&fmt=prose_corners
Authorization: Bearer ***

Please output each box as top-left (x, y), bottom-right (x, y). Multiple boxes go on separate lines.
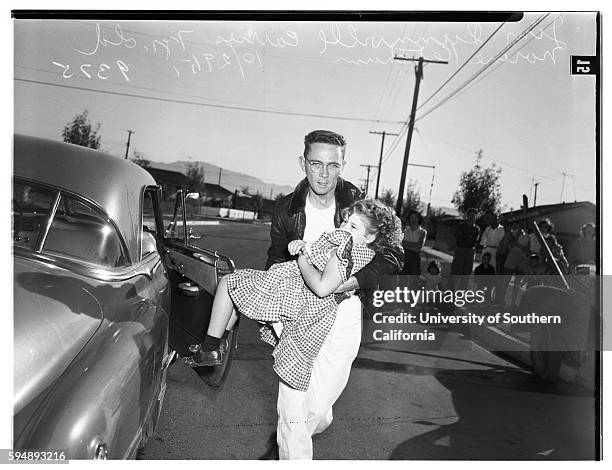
top-left (265, 177), bottom-right (403, 289)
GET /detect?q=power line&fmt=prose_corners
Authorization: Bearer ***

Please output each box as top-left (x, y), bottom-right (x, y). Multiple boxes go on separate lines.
top-left (381, 123), bottom-right (408, 165)
top-left (417, 21), bottom-right (506, 111)
top-left (415, 128), bottom-right (592, 190)
top-left (14, 77), bottom-right (407, 125)
top-left (369, 130), bottom-right (399, 199)
top-left (415, 13), bottom-right (550, 123)
top-left (373, 23), bottom-right (409, 123)
top-left (449, 14), bottom-right (563, 104)
top-left (379, 14), bottom-right (552, 169)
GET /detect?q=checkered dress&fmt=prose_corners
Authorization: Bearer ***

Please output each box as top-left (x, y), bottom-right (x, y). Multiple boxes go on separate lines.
top-left (226, 230), bottom-right (374, 391)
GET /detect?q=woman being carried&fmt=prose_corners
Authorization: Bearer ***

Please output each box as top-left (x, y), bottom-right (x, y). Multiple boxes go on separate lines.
top-left (183, 199), bottom-right (401, 390)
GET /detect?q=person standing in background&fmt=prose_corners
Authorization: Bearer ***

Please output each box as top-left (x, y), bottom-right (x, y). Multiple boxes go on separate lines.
top-left (449, 208), bottom-right (480, 290)
top-left (400, 210), bottom-right (427, 288)
top-left (479, 213), bottom-right (505, 269)
top-left (474, 252), bottom-right (496, 303)
top-left (569, 222), bottom-right (596, 267)
top-left (493, 223), bottom-right (511, 305)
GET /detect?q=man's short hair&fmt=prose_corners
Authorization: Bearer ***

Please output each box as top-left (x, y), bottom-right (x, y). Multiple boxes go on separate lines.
top-left (304, 130), bottom-right (347, 158)
top-left (466, 207), bottom-right (478, 216)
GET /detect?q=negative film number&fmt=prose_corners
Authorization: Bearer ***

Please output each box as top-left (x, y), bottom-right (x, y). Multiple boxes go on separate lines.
top-left (576, 60), bottom-right (590, 74)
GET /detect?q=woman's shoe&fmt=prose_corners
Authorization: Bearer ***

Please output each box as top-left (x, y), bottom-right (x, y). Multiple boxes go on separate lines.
top-left (182, 348), bottom-right (223, 367)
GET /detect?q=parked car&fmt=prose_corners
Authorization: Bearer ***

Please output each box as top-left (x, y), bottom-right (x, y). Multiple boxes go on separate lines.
top-left (12, 134), bottom-right (238, 459)
top-left (519, 221), bottom-right (598, 385)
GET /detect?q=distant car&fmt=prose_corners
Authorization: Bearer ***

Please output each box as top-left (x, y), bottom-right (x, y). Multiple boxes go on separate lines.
top-left (13, 135), bottom-right (238, 459)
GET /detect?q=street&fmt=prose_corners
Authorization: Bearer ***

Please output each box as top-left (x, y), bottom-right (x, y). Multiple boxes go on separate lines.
top-left (138, 221), bottom-right (596, 460)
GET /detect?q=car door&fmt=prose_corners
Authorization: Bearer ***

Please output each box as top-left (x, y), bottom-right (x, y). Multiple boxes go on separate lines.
top-left (143, 187), bottom-right (238, 387)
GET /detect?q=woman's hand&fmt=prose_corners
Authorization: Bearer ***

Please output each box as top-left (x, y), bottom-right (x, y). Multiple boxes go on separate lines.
top-left (288, 239), bottom-right (307, 256)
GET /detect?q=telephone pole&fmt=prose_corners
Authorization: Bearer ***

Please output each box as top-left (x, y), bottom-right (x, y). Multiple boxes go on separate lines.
top-left (561, 172), bottom-right (567, 202)
top-left (218, 168), bottom-right (222, 185)
top-left (369, 130), bottom-right (399, 199)
top-left (394, 56), bottom-right (448, 217)
top-left (360, 164), bottom-right (377, 196)
top-left (406, 162), bottom-right (436, 216)
top-left (533, 182), bottom-right (540, 206)
top-left (124, 129), bottom-right (134, 160)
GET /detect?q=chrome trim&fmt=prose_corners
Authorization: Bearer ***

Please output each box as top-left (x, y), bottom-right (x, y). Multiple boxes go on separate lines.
top-left (140, 185), bottom-right (164, 261)
top-left (193, 251), bottom-right (216, 265)
top-left (14, 248), bottom-right (162, 283)
top-left (162, 350), bottom-right (176, 369)
top-left (34, 189), bottom-right (61, 252)
top-left (94, 443), bottom-right (108, 460)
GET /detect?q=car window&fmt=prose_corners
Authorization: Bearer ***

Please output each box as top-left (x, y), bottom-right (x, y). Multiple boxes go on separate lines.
top-left (43, 194), bottom-right (128, 268)
top-left (142, 190), bottom-right (158, 258)
top-left (143, 190), bottom-right (157, 235)
top-left (164, 191), bottom-right (185, 241)
top-left (12, 181), bottom-right (57, 251)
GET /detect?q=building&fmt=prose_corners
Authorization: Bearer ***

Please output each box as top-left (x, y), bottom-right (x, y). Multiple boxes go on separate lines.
top-left (142, 162), bottom-right (189, 200)
top-left (501, 201), bottom-right (596, 249)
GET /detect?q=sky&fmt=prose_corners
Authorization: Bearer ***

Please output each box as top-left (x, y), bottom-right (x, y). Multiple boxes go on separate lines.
top-left (13, 12), bottom-right (597, 212)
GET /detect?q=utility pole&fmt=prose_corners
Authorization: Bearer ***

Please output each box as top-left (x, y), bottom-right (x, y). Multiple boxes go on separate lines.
top-left (533, 182), bottom-right (540, 207)
top-left (218, 168), bottom-right (222, 185)
top-left (369, 130), bottom-right (399, 199)
top-left (561, 172), bottom-right (567, 202)
top-left (124, 129), bottom-right (134, 159)
top-left (405, 162), bottom-right (436, 216)
top-left (360, 164), bottom-right (377, 196)
top-left (394, 55), bottom-right (448, 217)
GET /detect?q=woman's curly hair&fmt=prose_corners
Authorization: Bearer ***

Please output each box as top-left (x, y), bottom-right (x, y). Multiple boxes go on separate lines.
top-left (344, 198), bottom-right (403, 253)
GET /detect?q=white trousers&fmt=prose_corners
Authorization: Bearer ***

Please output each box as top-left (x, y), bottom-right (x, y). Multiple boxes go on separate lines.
top-left (276, 295), bottom-right (362, 459)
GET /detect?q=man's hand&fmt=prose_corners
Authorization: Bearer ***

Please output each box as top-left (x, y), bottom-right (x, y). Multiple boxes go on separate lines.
top-left (288, 240), bottom-right (307, 256)
top-left (334, 276), bottom-right (359, 293)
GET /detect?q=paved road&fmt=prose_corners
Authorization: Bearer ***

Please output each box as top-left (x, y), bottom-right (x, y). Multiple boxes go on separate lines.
top-left (138, 221), bottom-right (596, 460)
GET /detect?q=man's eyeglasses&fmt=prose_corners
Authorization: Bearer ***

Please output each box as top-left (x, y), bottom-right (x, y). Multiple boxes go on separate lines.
top-left (304, 158), bottom-right (342, 174)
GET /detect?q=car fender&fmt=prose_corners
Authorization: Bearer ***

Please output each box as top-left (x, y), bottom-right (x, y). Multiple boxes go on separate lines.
top-left (18, 296), bottom-right (169, 459)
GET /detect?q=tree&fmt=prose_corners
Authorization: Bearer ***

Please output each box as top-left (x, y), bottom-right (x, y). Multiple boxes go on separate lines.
top-left (61, 110), bottom-right (101, 149)
top-left (186, 162), bottom-right (205, 193)
top-left (378, 188), bottom-right (396, 209)
top-left (250, 192), bottom-right (265, 218)
top-left (400, 179), bottom-right (422, 224)
top-left (132, 150), bottom-right (151, 169)
top-left (451, 150), bottom-right (502, 215)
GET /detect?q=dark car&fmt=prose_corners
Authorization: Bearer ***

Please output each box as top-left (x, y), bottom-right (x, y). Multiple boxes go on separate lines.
top-left (12, 135), bottom-right (238, 459)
